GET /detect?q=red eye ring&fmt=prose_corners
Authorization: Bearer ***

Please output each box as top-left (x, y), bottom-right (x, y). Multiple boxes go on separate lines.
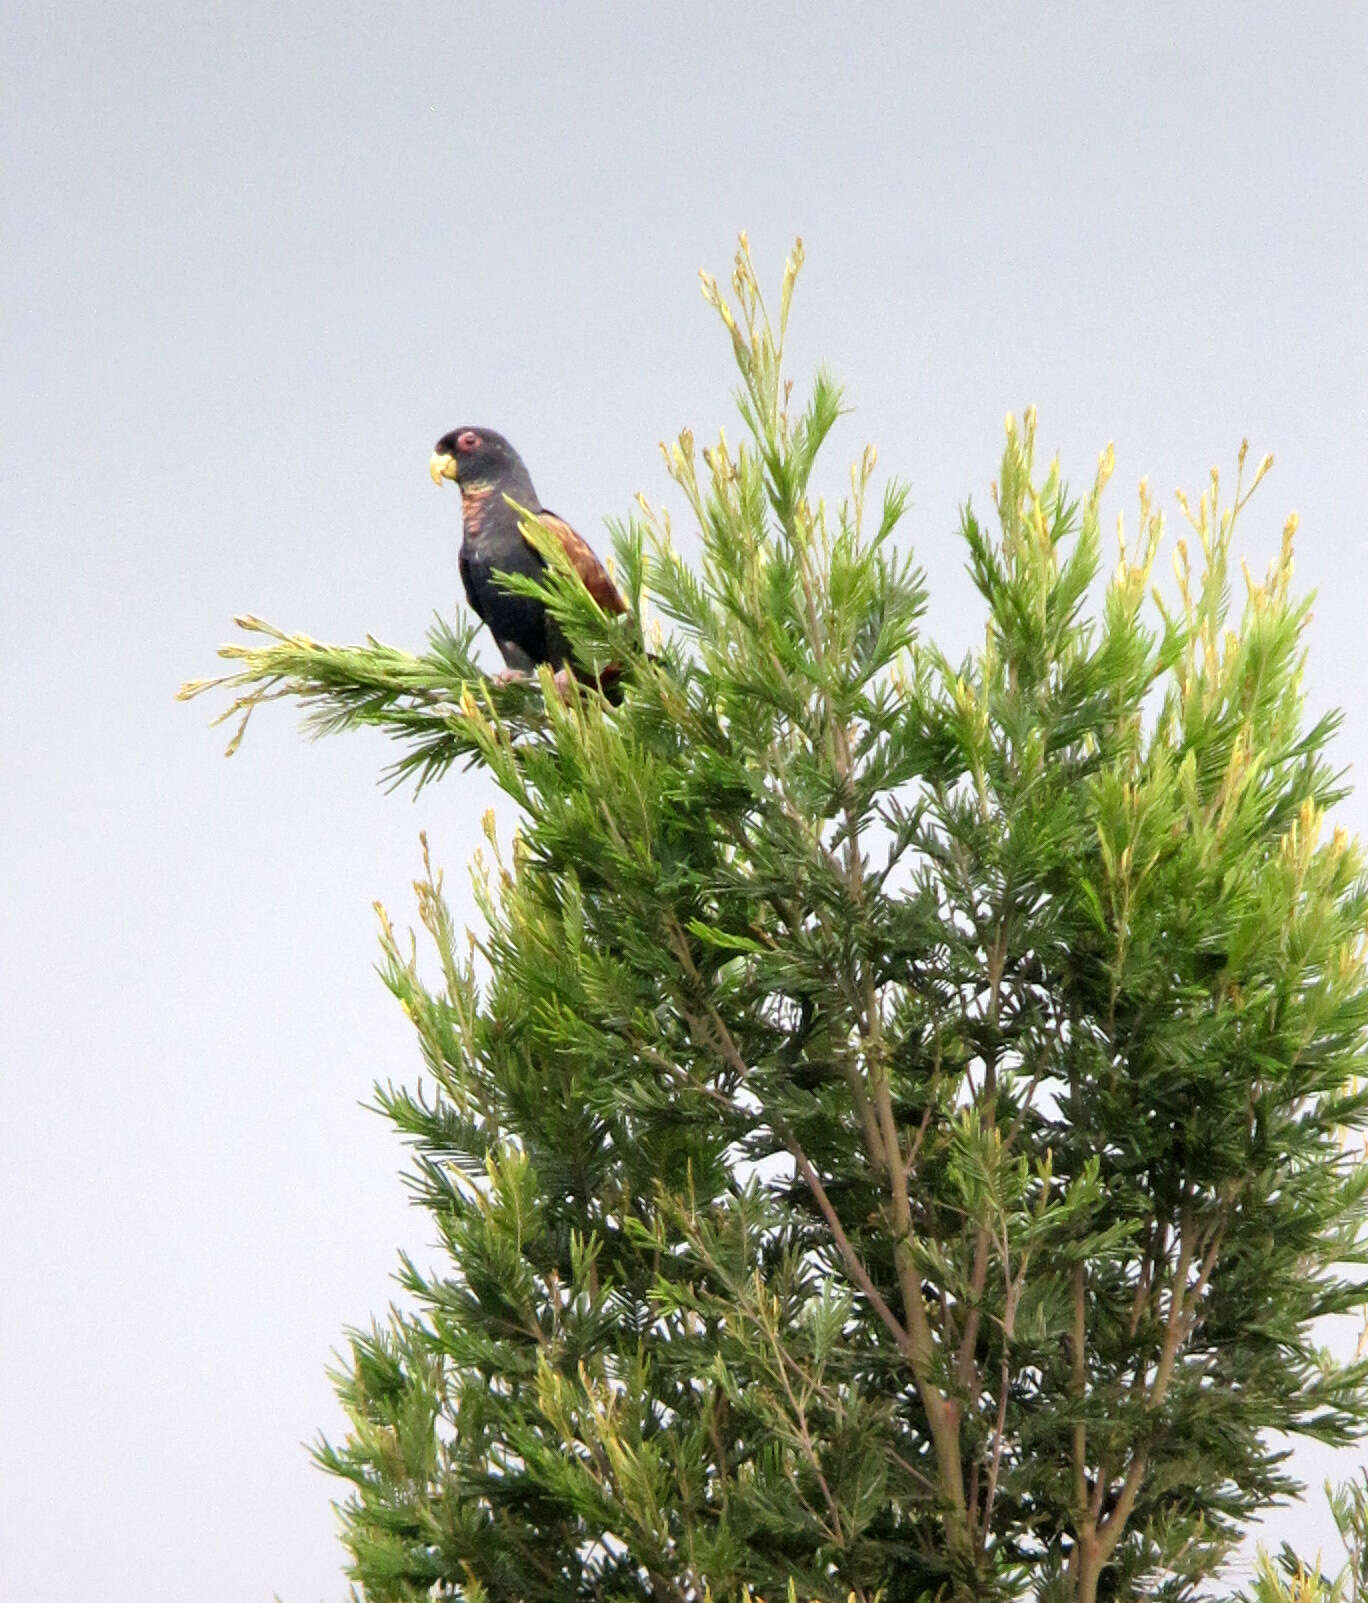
top-left (457, 430), bottom-right (481, 452)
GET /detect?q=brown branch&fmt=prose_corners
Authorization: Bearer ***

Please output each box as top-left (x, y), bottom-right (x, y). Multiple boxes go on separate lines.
top-left (1095, 1209), bottom-right (1227, 1566)
top-left (956, 1229), bottom-right (992, 1396)
top-left (1096, 1450), bottom-right (1148, 1564)
top-left (1147, 1205), bottom-right (1197, 1411)
top-left (1126, 1219), bottom-right (1157, 1339)
top-left (981, 1349), bottom-right (1011, 1541)
top-left (831, 699), bottom-right (970, 1528)
top-left (868, 1060), bottom-right (966, 1511)
top-left (981, 1235), bottom-right (1024, 1543)
top-left (1001, 1057), bottom-right (1047, 1156)
top-left (784, 1138), bottom-right (916, 1362)
top-left (763, 1306), bottom-right (846, 1546)
top-left (885, 1445), bottom-right (942, 1498)
top-left (904, 1065), bottom-right (940, 1180)
top-left (657, 933), bottom-right (921, 1378)
top-left (958, 916), bottom-right (1012, 1398)
top-left (842, 1059), bottom-right (889, 1174)
top-left (1071, 1262), bottom-right (1088, 1521)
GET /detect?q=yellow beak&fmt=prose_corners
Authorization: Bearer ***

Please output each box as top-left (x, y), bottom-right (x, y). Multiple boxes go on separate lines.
top-left (429, 451), bottom-right (458, 486)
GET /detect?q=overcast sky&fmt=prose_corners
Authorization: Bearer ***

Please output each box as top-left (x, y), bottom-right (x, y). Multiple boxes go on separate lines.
top-left (4, 4), bottom-right (1367, 1599)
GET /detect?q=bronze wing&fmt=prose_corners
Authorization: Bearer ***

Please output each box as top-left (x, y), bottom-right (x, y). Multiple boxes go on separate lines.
top-left (524, 511), bottom-right (627, 616)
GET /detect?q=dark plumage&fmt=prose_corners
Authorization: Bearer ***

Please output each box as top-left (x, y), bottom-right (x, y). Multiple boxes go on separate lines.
top-left (429, 427), bottom-right (625, 676)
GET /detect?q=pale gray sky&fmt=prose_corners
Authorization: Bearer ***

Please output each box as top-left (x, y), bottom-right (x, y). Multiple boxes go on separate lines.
top-left (4, 4), bottom-right (1366, 1599)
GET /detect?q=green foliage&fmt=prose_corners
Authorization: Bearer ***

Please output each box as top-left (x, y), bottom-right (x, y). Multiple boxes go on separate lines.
top-left (1236, 1475), bottom-right (1368, 1602)
top-left (186, 240), bottom-right (1368, 1603)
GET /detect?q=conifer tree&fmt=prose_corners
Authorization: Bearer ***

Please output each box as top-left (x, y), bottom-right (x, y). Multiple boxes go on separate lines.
top-left (185, 240), bottom-right (1368, 1603)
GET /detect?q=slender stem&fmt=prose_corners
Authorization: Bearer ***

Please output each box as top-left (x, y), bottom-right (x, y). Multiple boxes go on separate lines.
top-left (981, 1232), bottom-right (1023, 1542)
top-left (660, 921), bottom-right (921, 1368)
top-left (1070, 1263), bottom-right (1088, 1521)
top-left (955, 1231), bottom-right (992, 1396)
top-left (959, 917), bottom-right (1011, 1390)
top-left (785, 1139), bottom-right (916, 1361)
top-left (1080, 1206), bottom-right (1228, 1594)
top-left (764, 1307), bottom-right (846, 1546)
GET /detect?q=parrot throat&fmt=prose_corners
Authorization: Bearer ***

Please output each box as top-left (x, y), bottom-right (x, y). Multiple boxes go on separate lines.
top-left (459, 484), bottom-right (497, 540)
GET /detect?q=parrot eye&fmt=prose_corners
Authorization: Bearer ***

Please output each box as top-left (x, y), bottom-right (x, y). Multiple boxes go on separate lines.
top-left (457, 430), bottom-right (481, 452)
